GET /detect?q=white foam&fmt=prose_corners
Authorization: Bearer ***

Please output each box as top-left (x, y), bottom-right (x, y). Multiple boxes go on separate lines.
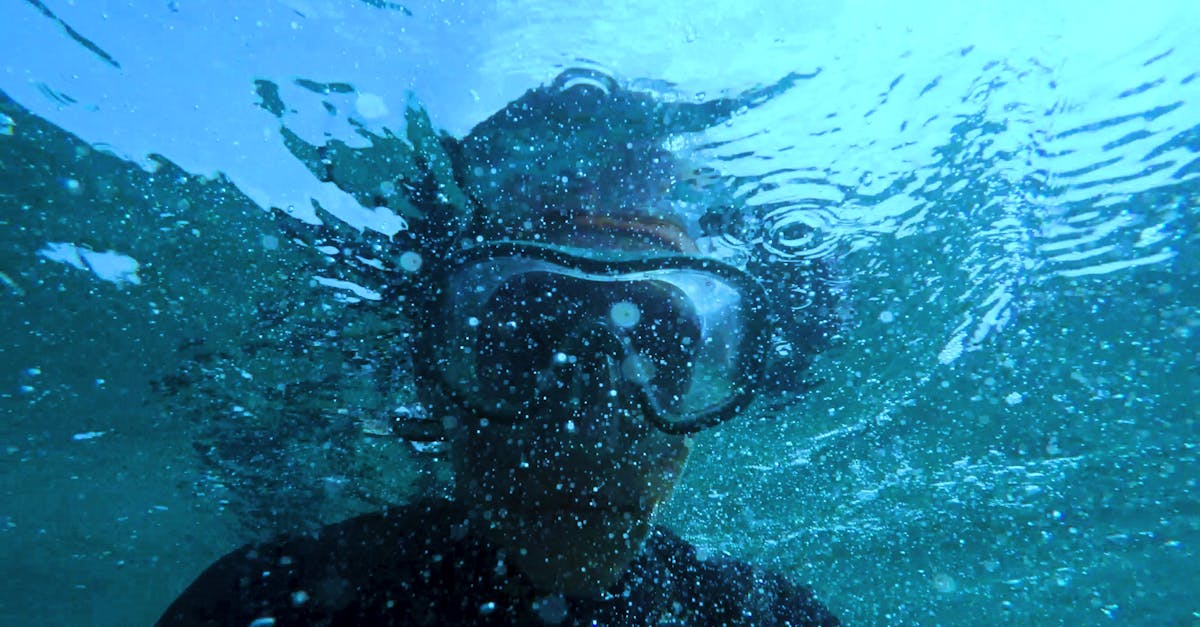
top-left (314, 276), bottom-right (382, 301)
top-left (39, 242), bottom-right (142, 286)
top-left (937, 331), bottom-right (966, 365)
top-left (355, 92), bottom-right (389, 119)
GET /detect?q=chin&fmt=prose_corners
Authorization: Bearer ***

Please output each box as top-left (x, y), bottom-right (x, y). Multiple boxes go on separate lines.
top-left (517, 504), bottom-right (655, 538)
top-left (495, 486), bottom-right (663, 519)
top-left (552, 497), bottom-right (655, 516)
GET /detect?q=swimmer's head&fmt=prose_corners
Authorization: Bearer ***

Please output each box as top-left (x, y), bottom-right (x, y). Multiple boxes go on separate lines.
top-left (411, 68), bottom-right (838, 438)
top-left (397, 68), bottom-right (841, 592)
top-left (456, 68), bottom-right (712, 246)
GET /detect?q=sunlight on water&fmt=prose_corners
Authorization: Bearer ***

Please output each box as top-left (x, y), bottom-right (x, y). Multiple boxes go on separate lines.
top-left (1, 1), bottom-right (1197, 625)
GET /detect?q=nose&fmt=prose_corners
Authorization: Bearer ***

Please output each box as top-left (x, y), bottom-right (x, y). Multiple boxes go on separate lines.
top-left (538, 325), bottom-right (649, 445)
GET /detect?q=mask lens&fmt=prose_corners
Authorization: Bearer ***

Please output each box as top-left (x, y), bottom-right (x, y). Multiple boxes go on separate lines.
top-left (618, 281), bottom-right (701, 409)
top-left (473, 271), bottom-right (571, 406)
top-left (475, 273), bottom-right (702, 410)
top-left (436, 244), bottom-right (769, 431)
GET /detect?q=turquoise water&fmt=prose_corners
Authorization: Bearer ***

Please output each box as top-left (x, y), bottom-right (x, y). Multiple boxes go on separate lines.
top-left (2, 1), bottom-right (1198, 625)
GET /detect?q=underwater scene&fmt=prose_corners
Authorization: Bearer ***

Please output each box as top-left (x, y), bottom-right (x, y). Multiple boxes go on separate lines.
top-left (2, 1), bottom-right (1198, 625)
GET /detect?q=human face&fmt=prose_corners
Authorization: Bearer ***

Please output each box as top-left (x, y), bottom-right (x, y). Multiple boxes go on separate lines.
top-left (452, 376), bottom-right (692, 521)
top-left (450, 221), bottom-right (695, 523)
top-left (445, 268), bottom-right (693, 595)
top-left (449, 374), bottom-right (690, 596)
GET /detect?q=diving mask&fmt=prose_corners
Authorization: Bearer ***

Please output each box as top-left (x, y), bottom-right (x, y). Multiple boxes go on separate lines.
top-left (432, 242), bottom-right (771, 433)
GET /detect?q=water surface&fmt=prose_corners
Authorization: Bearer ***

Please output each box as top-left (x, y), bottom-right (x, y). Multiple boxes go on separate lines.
top-left (2, 1), bottom-right (1198, 624)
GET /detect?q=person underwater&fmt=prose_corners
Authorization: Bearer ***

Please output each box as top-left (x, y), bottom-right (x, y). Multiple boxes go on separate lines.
top-left (157, 68), bottom-right (841, 626)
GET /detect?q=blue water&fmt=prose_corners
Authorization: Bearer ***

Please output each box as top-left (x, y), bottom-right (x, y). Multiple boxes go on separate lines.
top-left (2, 1), bottom-right (1198, 625)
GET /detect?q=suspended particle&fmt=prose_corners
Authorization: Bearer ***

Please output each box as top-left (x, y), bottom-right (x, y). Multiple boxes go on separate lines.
top-left (932, 572), bottom-right (957, 593)
top-left (610, 301), bottom-right (640, 328)
top-left (400, 251), bottom-right (423, 273)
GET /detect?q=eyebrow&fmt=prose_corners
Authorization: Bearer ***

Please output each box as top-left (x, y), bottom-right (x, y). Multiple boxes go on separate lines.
top-left (566, 215), bottom-right (699, 254)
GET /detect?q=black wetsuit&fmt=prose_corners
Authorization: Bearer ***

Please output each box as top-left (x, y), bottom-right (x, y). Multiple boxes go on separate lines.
top-left (157, 499), bottom-right (838, 626)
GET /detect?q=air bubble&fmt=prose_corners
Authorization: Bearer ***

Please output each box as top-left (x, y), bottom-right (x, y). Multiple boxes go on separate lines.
top-left (534, 594), bottom-right (569, 624)
top-left (399, 251), bottom-right (423, 272)
top-left (621, 354), bottom-right (656, 385)
top-left (355, 92), bottom-right (389, 119)
top-left (610, 301), bottom-right (640, 328)
top-left (932, 573), bottom-right (957, 593)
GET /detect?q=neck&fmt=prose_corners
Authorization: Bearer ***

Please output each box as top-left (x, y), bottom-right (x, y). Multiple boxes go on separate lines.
top-left (463, 500), bottom-right (654, 597)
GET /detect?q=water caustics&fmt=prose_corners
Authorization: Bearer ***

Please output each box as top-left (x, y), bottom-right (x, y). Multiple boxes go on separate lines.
top-left (2, 1), bottom-right (1198, 625)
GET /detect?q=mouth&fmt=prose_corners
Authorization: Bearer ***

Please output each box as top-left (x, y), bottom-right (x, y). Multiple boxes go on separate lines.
top-left (491, 444), bottom-right (687, 510)
top-left (512, 486), bottom-right (662, 516)
top-left (572, 495), bottom-right (654, 514)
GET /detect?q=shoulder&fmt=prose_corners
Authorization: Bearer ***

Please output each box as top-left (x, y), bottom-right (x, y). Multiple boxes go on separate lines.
top-left (639, 526), bottom-right (840, 627)
top-left (155, 499), bottom-right (465, 626)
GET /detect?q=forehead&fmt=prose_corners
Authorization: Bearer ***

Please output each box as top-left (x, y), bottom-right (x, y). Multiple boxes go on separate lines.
top-left (537, 215), bottom-right (699, 255)
top-left (461, 133), bottom-right (677, 217)
top-left (455, 85), bottom-right (694, 246)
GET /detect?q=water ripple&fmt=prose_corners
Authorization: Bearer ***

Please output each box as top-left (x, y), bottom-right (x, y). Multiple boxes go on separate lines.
top-left (683, 26), bottom-right (1197, 362)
